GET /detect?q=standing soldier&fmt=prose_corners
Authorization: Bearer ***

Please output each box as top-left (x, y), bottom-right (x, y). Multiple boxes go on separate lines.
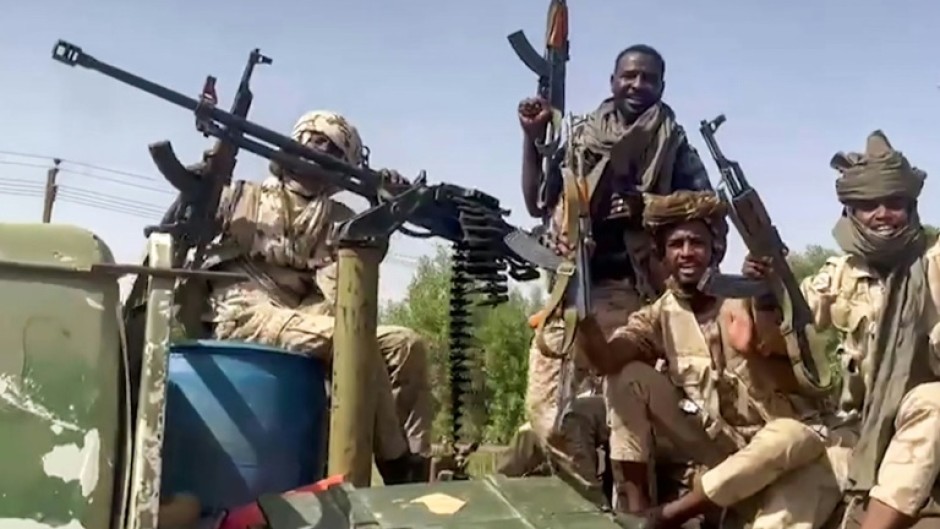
top-left (754, 130), bottom-right (940, 529)
top-left (193, 110), bottom-right (433, 485)
top-left (513, 44), bottom-right (716, 502)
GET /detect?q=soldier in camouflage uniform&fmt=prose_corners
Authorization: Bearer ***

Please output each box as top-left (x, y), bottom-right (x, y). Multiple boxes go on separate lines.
top-left (579, 190), bottom-right (851, 528)
top-left (508, 44), bottom-right (715, 497)
top-left (752, 130), bottom-right (940, 529)
top-left (196, 110), bottom-right (433, 484)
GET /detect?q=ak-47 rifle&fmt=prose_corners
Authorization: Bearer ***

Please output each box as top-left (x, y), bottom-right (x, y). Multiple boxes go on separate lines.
top-left (52, 39), bottom-right (544, 296)
top-left (697, 114), bottom-right (834, 397)
top-left (508, 0), bottom-right (569, 236)
top-left (145, 48), bottom-right (272, 268)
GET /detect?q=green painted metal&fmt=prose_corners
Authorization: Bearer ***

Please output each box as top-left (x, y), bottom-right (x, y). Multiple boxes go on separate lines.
top-left (258, 474), bottom-right (631, 528)
top-left (0, 223), bottom-right (123, 529)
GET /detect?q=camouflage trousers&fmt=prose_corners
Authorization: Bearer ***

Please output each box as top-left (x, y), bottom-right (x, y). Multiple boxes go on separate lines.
top-left (609, 361), bottom-right (854, 529)
top-left (524, 278), bottom-right (642, 482)
top-left (212, 294), bottom-right (433, 461)
top-left (861, 381), bottom-right (940, 517)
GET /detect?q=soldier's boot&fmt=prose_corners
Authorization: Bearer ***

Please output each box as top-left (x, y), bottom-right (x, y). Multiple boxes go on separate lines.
top-left (408, 455), bottom-right (431, 483)
top-left (857, 498), bottom-right (916, 529)
top-left (562, 413), bottom-right (602, 486)
top-left (376, 453), bottom-right (429, 485)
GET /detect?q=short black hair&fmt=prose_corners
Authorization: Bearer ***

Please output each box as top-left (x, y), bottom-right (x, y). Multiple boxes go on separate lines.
top-left (614, 44), bottom-right (665, 77)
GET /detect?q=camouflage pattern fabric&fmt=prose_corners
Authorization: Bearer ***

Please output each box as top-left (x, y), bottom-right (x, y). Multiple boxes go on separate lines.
top-left (199, 111), bottom-right (432, 460)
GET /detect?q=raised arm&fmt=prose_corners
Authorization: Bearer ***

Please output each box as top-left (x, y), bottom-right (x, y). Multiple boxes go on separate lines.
top-left (518, 97), bottom-right (555, 218)
top-left (577, 303), bottom-right (664, 375)
top-left (799, 259), bottom-right (842, 331)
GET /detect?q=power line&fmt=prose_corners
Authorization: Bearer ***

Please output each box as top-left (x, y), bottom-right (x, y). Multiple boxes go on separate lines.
top-left (0, 149), bottom-right (159, 182)
top-left (0, 152), bottom-right (427, 268)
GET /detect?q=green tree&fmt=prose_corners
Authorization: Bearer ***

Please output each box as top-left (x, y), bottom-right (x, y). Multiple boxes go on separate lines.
top-left (926, 224), bottom-right (939, 242)
top-left (381, 245), bottom-right (538, 444)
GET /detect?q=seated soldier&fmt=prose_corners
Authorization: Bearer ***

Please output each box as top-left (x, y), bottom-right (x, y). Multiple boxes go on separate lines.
top-left (578, 190), bottom-right (850, 528)
top-left (194, 110), bottom-right (433, 484)
top-left (776, 130), bottom-right (940, 529)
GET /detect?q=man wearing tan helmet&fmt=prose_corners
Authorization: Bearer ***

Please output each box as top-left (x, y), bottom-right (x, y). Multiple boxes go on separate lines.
top-left (195, 110), bottom-right (433, 484)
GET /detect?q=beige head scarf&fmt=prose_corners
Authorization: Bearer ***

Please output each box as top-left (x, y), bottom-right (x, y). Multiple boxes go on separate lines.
top-left (643, 190), bottom-right (729, 265)
top-left (274, 110), bottom-right (365, 196)
top-left (291, 110), bottom-right (364, 167)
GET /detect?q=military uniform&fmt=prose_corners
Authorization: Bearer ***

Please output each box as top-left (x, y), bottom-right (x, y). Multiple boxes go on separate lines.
top-left (803, 234), bottom-right (940, 518)
top-left (197, 111), bottom-right (432, 481)
top-left (606, 294), bottom-right (852, 529)
top-left (586, 190), bottom-right (848, 528)
top-left (796, 130), bottom-right (940, 524)
top-left (523, 98), bottom-right (713, 485)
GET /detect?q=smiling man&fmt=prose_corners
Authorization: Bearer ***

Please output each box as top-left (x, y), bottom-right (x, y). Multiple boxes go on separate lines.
top-left (577, 190), bottom-right (849, 528)
top-left (771, 130), bottom-right (940, 529)
top-left (511, 44), bottom-right (715, 506)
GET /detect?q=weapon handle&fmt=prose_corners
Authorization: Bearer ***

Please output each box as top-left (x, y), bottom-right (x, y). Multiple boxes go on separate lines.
top-left (507, 31), bottom-right (549, 77)
top-left (148, 141), bottom-right (199, 196)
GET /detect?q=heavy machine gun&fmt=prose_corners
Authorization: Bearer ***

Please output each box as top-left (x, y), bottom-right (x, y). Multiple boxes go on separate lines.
top-left (52, 39), bottom-right (546, 482)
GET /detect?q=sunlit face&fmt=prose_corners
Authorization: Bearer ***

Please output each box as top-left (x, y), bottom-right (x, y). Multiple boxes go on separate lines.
top-left (847, 195), bottom-right (912, 236)
top-left (662, 221), bottom-right (713, 287)
top-left (609, 52), bottom-right (664, 112)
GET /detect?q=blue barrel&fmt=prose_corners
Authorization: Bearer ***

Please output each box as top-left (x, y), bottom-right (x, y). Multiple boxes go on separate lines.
top-left (160, 340), bottom-right (327, 511)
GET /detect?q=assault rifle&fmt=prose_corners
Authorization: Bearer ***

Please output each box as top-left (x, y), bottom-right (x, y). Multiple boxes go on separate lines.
top-left (697, 114), bottom-right (834, 397)
top-left (149, 48), bottom-right (272, 269)
top-left (51, 40), bottom-right (543, 287)
top-left (508, 0), bottom-right (569, 233)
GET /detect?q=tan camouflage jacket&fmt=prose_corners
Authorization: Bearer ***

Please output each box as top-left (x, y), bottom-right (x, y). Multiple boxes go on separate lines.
top-left (800, 238), bottom-right (940, 411)
top-left (612, 292), bottom-right (803, 447)
top-left (201, 175), bottom-right (354, 322)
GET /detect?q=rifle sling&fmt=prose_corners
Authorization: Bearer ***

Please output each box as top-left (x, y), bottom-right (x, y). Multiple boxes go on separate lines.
top-left (777, 294), bottom-right (834, 397)
top-left (534, 168), bottom-right (585, 361)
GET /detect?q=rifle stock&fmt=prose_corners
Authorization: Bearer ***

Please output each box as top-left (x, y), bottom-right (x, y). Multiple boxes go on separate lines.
top-left (699, 114), bottom-right (834, 397)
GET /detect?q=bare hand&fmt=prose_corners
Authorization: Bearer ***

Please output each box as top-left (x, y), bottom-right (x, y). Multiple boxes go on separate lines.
top-left (551, 231), bottom-right (595, 259)
top-left (377, 168), bottom-right (410, 188)
top-left (518, 97), bottom-right (552, 140)
top-left (742, 254), bottom-right (773, 279)
top-left (723, 303), bottom-right (756, 355)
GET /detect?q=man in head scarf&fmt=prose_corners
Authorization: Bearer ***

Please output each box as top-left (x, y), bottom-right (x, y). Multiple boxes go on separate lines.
top-left (192, 110), bottom-right (433, 484)
top-left (510, 43), bottom-right (717, 504)
top-left (577, 190), bottom-right (848, 528)
top-left (765, 130), bottom-right (940, 529)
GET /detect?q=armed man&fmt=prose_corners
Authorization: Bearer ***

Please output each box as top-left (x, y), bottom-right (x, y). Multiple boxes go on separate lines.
top-left (746, 131), bottom-right (940, 529)
top-left (578, 190), bottom-right (850, 528)
top-left (513, 44), bottom-right (714, 497)
top-left (192, 110), bottom-right (433, 485)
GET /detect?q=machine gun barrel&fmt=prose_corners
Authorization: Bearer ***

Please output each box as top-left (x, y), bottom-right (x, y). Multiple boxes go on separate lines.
top-left (52, 40), bottom-right (543, 281)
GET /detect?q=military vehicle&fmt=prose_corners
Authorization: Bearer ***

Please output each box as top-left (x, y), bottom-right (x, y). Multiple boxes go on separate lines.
top-left (0, 221), bottom-right (637, 529)
top-left (0, 4), bottom-right (639, 525)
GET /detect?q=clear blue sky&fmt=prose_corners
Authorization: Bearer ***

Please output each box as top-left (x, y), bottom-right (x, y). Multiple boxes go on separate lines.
top-left (2, 0), bottom-right (938, 301)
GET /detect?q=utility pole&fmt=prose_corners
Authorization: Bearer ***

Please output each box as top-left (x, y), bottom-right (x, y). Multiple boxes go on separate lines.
top-left (42, 158), bottom-right (61, 223)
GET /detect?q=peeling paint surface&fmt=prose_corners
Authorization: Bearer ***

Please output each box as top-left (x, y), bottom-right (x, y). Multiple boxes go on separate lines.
top-left (41, 429), bottom-right (101, 497)
top-left (0, 519), bottom-right (86, 529)
top-left (127, 232), bottom-right (175, 529)
top-left (0, 374), bottom-right (80, 433)
top-left (84, 297), bottom-right (104, 311)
